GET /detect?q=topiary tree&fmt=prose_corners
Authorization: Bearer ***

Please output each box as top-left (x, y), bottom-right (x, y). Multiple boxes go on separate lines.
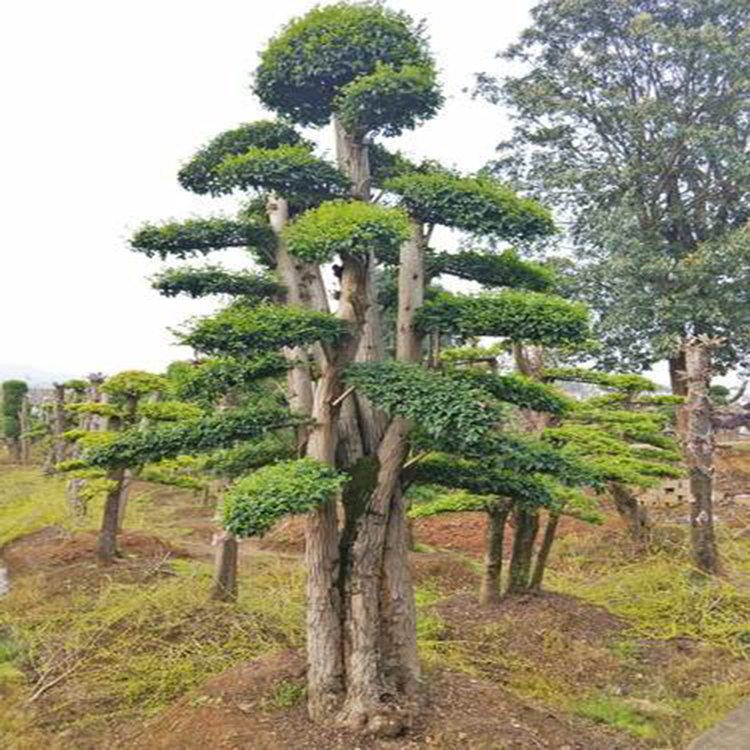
top-left (1, 380), bottom-right (29, 462)
top-left (125, 1), bottom-right (601, 733)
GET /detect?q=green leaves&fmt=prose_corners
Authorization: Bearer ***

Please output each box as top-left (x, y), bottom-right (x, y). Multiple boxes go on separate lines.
top-left (216, 146), bottom-right (350, 199)
top-left (181, 302), bottom-right (351, 358)
top-left (284, 200), bottom-right (411, 263)
top-left (131, 218), bottom-right (273, 260)
top-left (152, 266), bottom-right (284, 301)
top-left (416, 290), bottom-right (590, 345)
top-left (254, 2), bottom-right (434, 127)
top-left (178, 120), bottom-right (308, 195)
top-left (345, 361), bottom-right (501, 449)
top-left (137, 401), bottom-right (205, 423)
top-left (102, 371), bottom-right (168, 402)
top-left (1, 380), bottom-right (28, 441)
top-left (450, 369), bottom-right (570, 415)
top-left (430, 249), bottom-right (554, 291)
top-left (223, 458), bottom-right (346, 537)
top-left (84, 406), bottom-right (307, 470)
top-left (335, 63), bottom-right (443, 137)
top-left (543, 367), bottom-right (657, 394)
top-left (385, 172), bottom-right (555, 239)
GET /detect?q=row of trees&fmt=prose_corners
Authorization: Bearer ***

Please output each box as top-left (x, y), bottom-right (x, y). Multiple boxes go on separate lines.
top-left (11, 0), bottom-right (746, 739)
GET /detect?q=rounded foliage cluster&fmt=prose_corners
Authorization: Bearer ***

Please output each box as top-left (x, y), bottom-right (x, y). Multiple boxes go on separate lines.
top-left (284, 200), bottom-right (411, 263)
top-left (223, 458), bottom-right (346, 537)
top-left (131, 218), bottom-right (273, 260)
top-left (216, 146), bottom-right (350, 198)
top-left (386, 172), bottom-right (556, 239)
top-left (102, 371), bottom-right (168, 402)
top-left (137, 401), bottom-right (205, 422)
top-left (415, 290), bottom-right (590, 346)
top-left (178, 120), bottom-right (307, 195)
top-left (181, 302), bottom-right (351, 358)
top-left (152, 266), bottom-right (284, 301)
top-left (254, 2), bottom-right (435, 128)
top-left (335, 63), bottom-right (443, 137)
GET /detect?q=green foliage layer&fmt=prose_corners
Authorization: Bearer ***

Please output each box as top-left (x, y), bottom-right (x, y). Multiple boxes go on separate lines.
top-left (254, 2), bottom-right (434, 127)
top-left (386, 172), bottom-right (555, 239)
top-left (182, 303), bottom-right (350, 358)
top-left (1, 381), bottom-right (28, 441)
top-left (152, 266), bottom-right (283, 301)
top-left (416, 291), bottom-right (589, 345)
top-left (84, 407), bottom-right (306, 470)
top-left (284, 200), bottom-right (411, 263)
top-left (131, 218), bottom-right (273, 260)
top-left (216, 146), bottom-right (350, 198)
top-left (223, 458), bottom-right (346, 537)
top-left (178, 120), bottom-right (307, 195)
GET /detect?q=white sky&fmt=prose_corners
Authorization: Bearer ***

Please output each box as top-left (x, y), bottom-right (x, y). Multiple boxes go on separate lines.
top-left (1, 0), bottom-right (535, 379)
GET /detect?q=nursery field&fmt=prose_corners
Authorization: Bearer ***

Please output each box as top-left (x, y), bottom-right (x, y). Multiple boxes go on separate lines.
top-left (3, 456), bottom-right (750, 749)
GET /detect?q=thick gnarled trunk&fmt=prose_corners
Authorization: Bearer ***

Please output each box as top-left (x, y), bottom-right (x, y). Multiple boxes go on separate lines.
top-left (610, 482), bottom-right (651, 543)
top-left (97, 468), bottom-right (126, 565)
top-left (506, 507), bottom-right (540, 594)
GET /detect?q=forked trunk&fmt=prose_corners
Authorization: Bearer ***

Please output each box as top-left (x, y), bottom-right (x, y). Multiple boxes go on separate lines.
top-left (97, 468), bottom-right (125, 565)
top-left (506, 507), bottom-right (540, 594)
top-left (210, 533), bottom-right (238, 602)
top-left (610, 482), bottom-right (651, 543)
top-left (479, 499), bottom-right (513, 606)
top-left (530, 512), bottom-right (560, 591)
top-left (684, 340), bottom-right (720, 574)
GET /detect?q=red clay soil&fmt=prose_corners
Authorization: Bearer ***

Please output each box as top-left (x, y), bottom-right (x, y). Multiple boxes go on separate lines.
top-left (117, 649), bottom-right (638, 750)
top-left (2, 528), bottom-right (195, 575)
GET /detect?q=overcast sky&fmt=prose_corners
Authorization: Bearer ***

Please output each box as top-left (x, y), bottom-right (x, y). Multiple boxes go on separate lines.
top-left (0, 1), bottom-right (534, 379)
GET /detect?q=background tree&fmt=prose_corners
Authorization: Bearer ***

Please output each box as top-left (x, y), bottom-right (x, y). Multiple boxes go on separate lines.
top-left (476, 0), bottom-right (750, 386)
top-left (1, 380), bottom-right (29, 462)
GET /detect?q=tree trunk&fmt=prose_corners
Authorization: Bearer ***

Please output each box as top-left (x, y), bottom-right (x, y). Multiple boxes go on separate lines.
top-left (97, 469), bottom-right (125, 565)
top-left (479, 499), bottom-right (513, 606)
top-left (684, 340), bottom-right (720, 574)
top-left (669, 351), bottom-right (689, 438)
top-left (66, 478), bottom-right (87, 519)
top-left (210, 533), bottom-right (238, 602)
top-left (610, 482), bottom-right (651, 543)
top-left (530, 512), bottom-right (560, 591)
top-left (44, 383), bottom-right (67, 473)
top-left (116, 470), bottom-right (133, 531)
top-left (506, 507), bottom-right (540, 594)
top-left (20, 396), bottom-right (31, 465)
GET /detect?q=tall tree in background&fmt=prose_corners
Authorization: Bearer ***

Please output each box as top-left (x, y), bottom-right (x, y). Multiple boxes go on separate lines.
top-left (477, 0), bottom-right (750, 388)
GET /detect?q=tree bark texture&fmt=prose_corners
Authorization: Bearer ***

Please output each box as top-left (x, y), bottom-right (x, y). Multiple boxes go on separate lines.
top-left (210, 533), bottom-right (238, 602)
top-left (97, 468), bottom-right (126, 565)
top-left (530, 512), bottom-right (560, 591)
top-left (609, 482), bottom-right (651, 543)
top-left (479, 499), bottom-right (513, 606)
top-left (506, 507), bottom-right (540, 594)
top-left (685, 340), bottom-right (720, 574)
top-left (669, 351), bottom-right (690, 438)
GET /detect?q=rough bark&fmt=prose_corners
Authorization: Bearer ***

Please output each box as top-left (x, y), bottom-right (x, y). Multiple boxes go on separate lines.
top-left (530, 512), bottom-right (560, 591)
top-left (479, 499), bottom-right (513, 606)
top-left (506, 507), bottom-right (540, 594)
top-left (685, 340), bottom-right (720, 574)
top-left (66, 478), bottom-right (87, 519)
top-left (210, 533), bottom-right (238, 602)
top-left (669, 351), bottom-right (689, 438)
top-left (610, 482), bottom-right (651, 543)
top-left (116, 470), bottom-right (133, 531)
top-left (44, 383), bottom-right (67, 473)
top-left (97, 469), bottom-right (125, 565)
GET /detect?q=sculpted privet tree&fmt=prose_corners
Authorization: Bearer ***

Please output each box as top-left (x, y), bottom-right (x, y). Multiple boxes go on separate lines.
top-left (125, 2), bottom-right (594, 732)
